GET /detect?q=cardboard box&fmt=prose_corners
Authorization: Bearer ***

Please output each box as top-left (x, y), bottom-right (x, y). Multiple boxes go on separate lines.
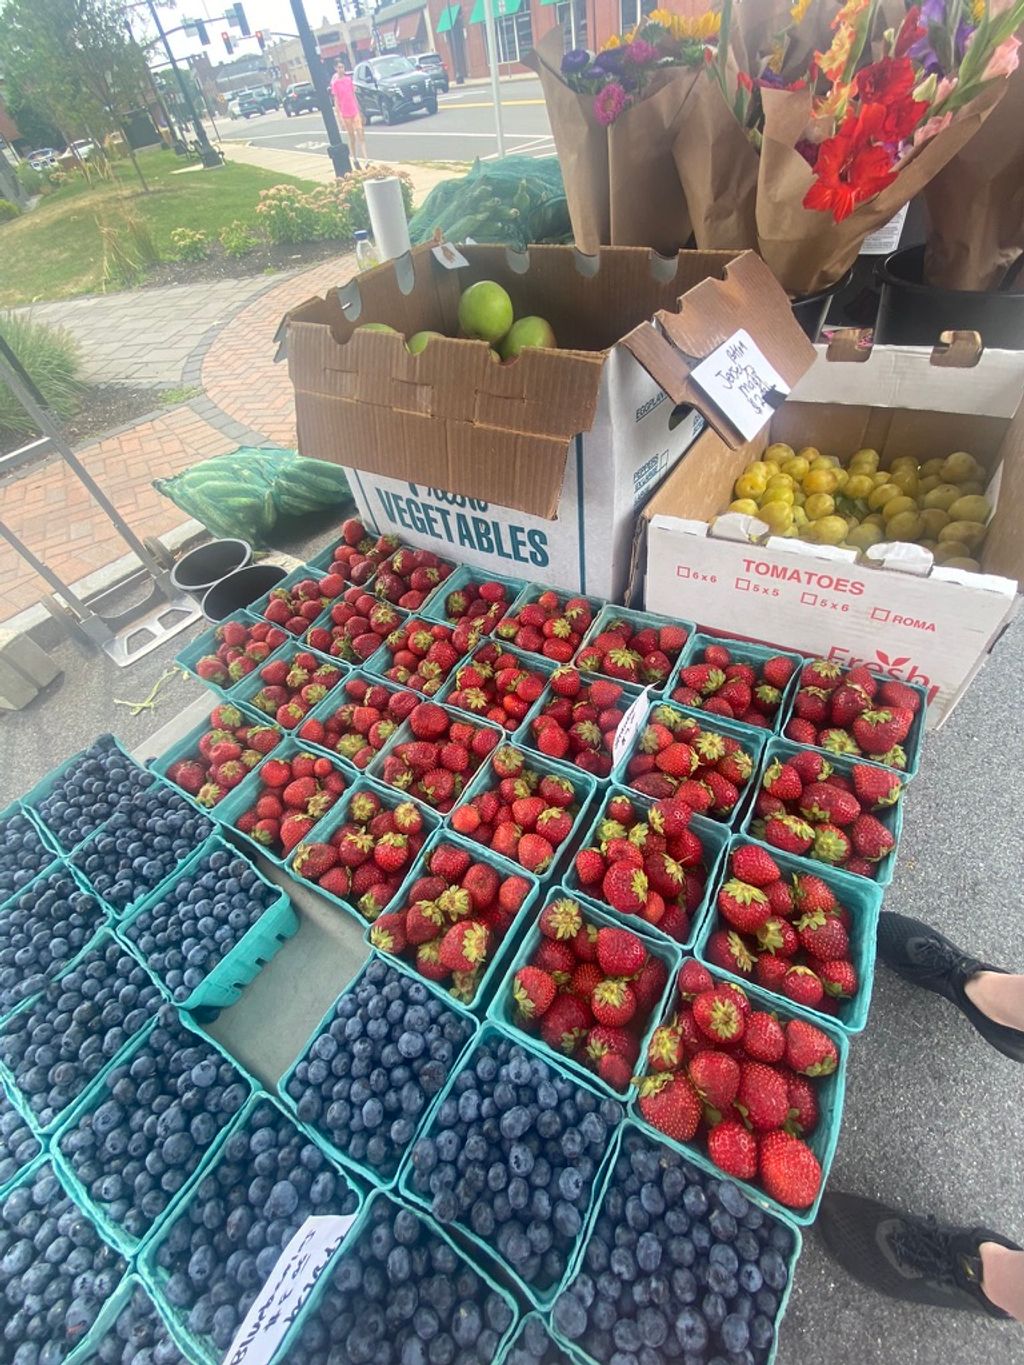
top-left (279, 244), bottom-right (812, 600)
top-left (640, 336), bottom-right (1024, 727)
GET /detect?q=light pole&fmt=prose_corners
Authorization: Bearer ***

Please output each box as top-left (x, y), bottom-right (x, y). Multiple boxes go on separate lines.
top-left (288, 0), bottom-right (352, 177)
top-left (144, 0), bottom-right (222, 165)
top-left (481, 0), bottom-right (506, 157)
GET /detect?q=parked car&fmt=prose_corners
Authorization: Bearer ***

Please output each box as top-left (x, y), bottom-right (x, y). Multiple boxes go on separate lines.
top-left (27, 148), bottom-right (59, 170)
top-left (354, 56), bottom-right (436, 124)
top-left (411, 52), bottom-right (450, 93)
top-left (283, 82), bottom-right (318, 116)
top-left (235, 92), bottom-right (264, 119)
top-left (69, 140), bottom-right (96, 161)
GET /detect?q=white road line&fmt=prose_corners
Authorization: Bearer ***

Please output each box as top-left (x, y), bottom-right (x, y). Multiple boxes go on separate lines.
top-left (239, 128), bottom-right (543, 143)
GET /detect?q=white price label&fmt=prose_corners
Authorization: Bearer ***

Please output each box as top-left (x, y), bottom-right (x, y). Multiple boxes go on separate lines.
top-left (432, 241), bottom-right (469, 269)
top-left (690, 329), bottom-right (790, 442)
top-left (612, 686), bottom-right (652, 768)
top-left (859, 205), bottom-right (908, 255)
top-left (223, 1214), bottom-right (358, 1365)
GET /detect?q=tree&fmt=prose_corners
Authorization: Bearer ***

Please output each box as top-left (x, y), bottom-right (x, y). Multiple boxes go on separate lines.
top-left (0, 0), bottom-right (152, 190)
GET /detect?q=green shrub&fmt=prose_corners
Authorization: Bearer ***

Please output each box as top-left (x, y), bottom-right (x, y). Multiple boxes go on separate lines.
top-left (219, 219), bottom-right (260, 257)
top-left (255, 183), bottom-right (324, 245)
top-left (98, 202), bottom-right (160, 288)
top-left (0, 313), bottom-right (82, 439)
top-left (0, 199), bottom-right (20, 223)
top-left (170, 226), bottom-right (209, 262)
top-left (15, 162), bottom-right (44, 195)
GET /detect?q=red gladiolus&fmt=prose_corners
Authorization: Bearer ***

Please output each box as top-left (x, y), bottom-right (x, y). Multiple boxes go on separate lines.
top-left (803, 111), bottom-right (900, 222)
top-left (894, 5), bottom-right (925, 59)
top-left (855, 56), bottom-right (915, 103)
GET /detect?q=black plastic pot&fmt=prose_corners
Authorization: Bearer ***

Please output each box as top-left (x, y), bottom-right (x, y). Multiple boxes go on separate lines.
top-left (171, 538), bottom-right (252, 602)
top-left (791, 271), bottom-right (853, 341)
top-left (876, 245), bottom-right (1024, 348)
top-left (201, 564), bottom-right (286, 622)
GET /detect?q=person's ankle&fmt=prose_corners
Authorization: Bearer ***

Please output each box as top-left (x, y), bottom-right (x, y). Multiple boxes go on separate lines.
top-left (964, 972), bottom-right (1024, 1032)
top-left (980, 1241), bottom-right (1024, 1322)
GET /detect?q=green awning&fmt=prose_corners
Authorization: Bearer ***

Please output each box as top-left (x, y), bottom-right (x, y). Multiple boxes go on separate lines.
top-left (435, 4), bottom-right (461, 32)
top-left (469, 0), bottom-right (522, 22)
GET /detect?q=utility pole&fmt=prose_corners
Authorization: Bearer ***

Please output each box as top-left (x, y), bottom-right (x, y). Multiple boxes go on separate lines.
top-left (289, 0), bottom-right (351, 177)
top-left (481, 0), bottom-right (506, 156)
top-left (144, 0), bottom-right (222, 166)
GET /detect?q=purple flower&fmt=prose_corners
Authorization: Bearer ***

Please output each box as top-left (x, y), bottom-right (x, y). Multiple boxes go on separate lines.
top-left (795, 138), bottom-right (820, 167)
top-left (593, 81), bottom-right (629, 125)
top-left (591, 47), bottom-right (626, 73)
top-left (623, 38), bottom-right (657, 65)
top-left (561, 48), bottom-right (591, 75)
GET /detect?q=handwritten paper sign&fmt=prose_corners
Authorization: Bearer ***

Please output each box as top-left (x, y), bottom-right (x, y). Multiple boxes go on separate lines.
top-left (690, 330), bottom-right (790, 442)
top-left (432, 242), bottom-right (470, 270)
top-left (612, 687), bottom-right (652, 768)
top-left (223, 1214), bottom-right (357, 1365)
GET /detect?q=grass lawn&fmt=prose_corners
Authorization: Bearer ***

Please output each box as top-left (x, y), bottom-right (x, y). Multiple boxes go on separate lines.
top-left (0, 146), bottom-right (315, 307)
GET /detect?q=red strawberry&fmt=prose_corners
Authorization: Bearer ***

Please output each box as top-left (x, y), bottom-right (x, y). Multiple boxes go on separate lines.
top-left (792, 873), bottom-right (837, 915)
top-left (637, 1073), bottom-right (702, 1140)
top-left (736, 1062), bottom-right (789, 1132)
top-left (785, 1018), bottom-right (839, 1076)
top-left (539, 898), bottom-right (583, 941)
top-left (539, 994), bottom-right (592, 1054)
top-left (762, 813), bottom-right (814, 855)
top-left (730, 846), bottom-right (781, 888)
top-left (820, 959), bottom-right (858, 998)
top-left (717, 880), bottom-right (772, 936)
top-left (513, 966), bottom-right (556, 1018)
top-left (596, 1052), bottom-right (633, 1090)
top-left (743, 1012), bottom-right (786, 1063)
top-left (646, 1023), bottom-right (685, 1072)
top-left (677, 959), bottom-right (714, 1000)
top-left (280, 812), bottom-right (315, 853)
top-left (755, 917), bottom-right (799, 959)
top-left (518, 832), bottom-right (555, 874)
top-left (785, 1076), bottom-right (820, 1137)
top-left (762, 760), bottom-right (802, 802)
top-left (851, 707), bottom-right (913, 755)
top-left (851, 763), bottom-right (903, 809)
top-left (850, 813), bottom-right (895, 861)
top-left (293, 842), bottom-right (338, 879)
top-left (877, 679), bottom-right (922, 714)
top-left (692, 987), bottom-right (746, 1043)
top-left (704, 930), bottom-right (755, 978)
top-left (781, 965), bottom-right (825, 1010)
top-left (797, 910), bottom-right (849, 962)
top-left (707, 1119), bottom-right (758, 1180)
top-left (591, 979), bottom-right (637, 1027)
top-left (688, 1051), bottom-right (741, 1110)
top-left (601, 864), bottom-right (648, 915)
top-left (438, 920), bottom-right (490, 972)
top-left (595, 926), bottom-right (647, 977)
top-left (759, 1131), bottom-right (822, 1209)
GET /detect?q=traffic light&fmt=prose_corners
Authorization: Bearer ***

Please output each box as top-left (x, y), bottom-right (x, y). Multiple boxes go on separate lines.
top-left (195, 18), bottom-right (209, 44)
top-left (222, 29), bottom-right (233, 53)
top-left (255, 29), bottom-right (266, 50)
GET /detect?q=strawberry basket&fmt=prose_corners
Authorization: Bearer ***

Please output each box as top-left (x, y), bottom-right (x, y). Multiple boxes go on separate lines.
top-left (450, 744), bottom-right (599, 884)
top-left (495, 585), bottom-right (605, 663)
top-left (147, 703), bottom-right (283, 813)
top-left (175, 610), bottom-right (290, 698)
top-left (668, 633), bottom-right (804, 733)
top-left (694, 836), bottom-right (883, 1035)
top-left (294, 672), bottom-right (418, 770)
top-left (229, 638), bottom-right (351, 736)
top-left (363, 827), bottom-right (541, 1015)
top-left (50, 1008), bottom-right (254, 1258)
top-left (285, 777), bottom-right (441, 930)
top-left (742, 738), bottom-right (905, 888)
top-left (564, 784), bottom-right (730, 953)
top-left (487, 891), bottom-right (680, 1100)
top-left (116, 835), bottom-right (298, 1013)
top-left (780, 660), bottom-right (928, 778)
top-left (628, 957), bottom-right (848, 1227)
top-left (438, 639), bottom-right (557, 734)
top-left (396, 1023), bottom-right (622, 1310)
top-left (277, 953), bottom-right (479, 1188)
top-left (303, 514), bottom-right (394, 584)
top-left (422, 563), bottom-right (531, 634)
top-left (612, 700), bottom-right (768, 827)
top-left (212, 736), bottom-right (351, 867)
top-left (575, 604), bottom-right (696, 692)
top-left (366, 699), bottom-right (504, 816)
top-left (249, 561), bottom-right (353, 638)
top-left (517, 670), bottom-right (644, 779)
top-left (548, 1120), bottom-right (803, 1364)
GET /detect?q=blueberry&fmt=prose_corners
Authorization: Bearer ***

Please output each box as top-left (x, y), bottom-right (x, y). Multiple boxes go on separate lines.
top-left (674, 1308), bottom-right (708, 1352)
top-left (552, 1292), bottom-right (588, 1340)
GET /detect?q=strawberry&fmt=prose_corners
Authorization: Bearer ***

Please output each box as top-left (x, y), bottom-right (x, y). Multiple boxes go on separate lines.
top-left (637, 1073), bottom-right (702, 1141)
top-left (430, 844), bottom-right (472, 881)
top-left (785, 1076), bottom-right (820, 1137)
top-left (369, 912), bottom-right (407, 954)
top-left (595, 926), bottom-right (647, 977)
top-left (513, 966), bottom-right (556, 1018)
top-left (762, 813), bottom-right (814, 855)
top-left (591, 979), bottom-right (637, 1027)
top-left (851, 763), bottom-right (903, 809)
top-left (797, 910), bottom-right (849, 962)
top-left (704, 930), bottom-right (755, 978)
top-left (877, 679), bottom-right (922, 714)
top-left (759, 1131), bottom-right (822, 1209)
top-left (730, 845), bottom-right (780, 888)
top-left (717, 880), bottom-right (772, 936)
top-left (811, 823), bottom-right (852, 866)
top-left (755, 954), bottom-right (789, 993)
top-left (792, 873), bottom-right (837, 915)
top-left (820, 958), bottom-right (858, 998)
top-left (785, 1018), bottom-right (839, 1076)
top-left (744, 1011), bottom-right (786, 1063)
top-left (688, 1051), bottom-right (741, 1110)
top-left (601, 864), bottom-right (648, 915)
top-left (692, 987), bottom-right (746, 1043)
top-left (736, 1061), bottom-right (789, 1132)
top-left (293, 842), bottom-right (338, 880)
top-left (569, 962), bottom-right (604, 1000)
top-left (707, 1120), bottom-right (758, 1180)
top-left (799, 782), bottom-right (861, 827)
top-left (647, 1023), bottom-right (685, 1072)
top-left (632, 955), bottom-right (669, 1013)
top-left (539, 993), bottom-right (592, 1054)
top-left (762, 760), bottom-right (802, 802)
top-left (781, 965), bottom-right (825, 1010)
top-left (517, 832), bottom-right (555, 874)
top-left (677, 959), bottom-right (714, 1000)
top-left (280, 812), bottom-right (315, 853)
top-left (539, 898), bottom-right (583, 941)
top-left (851, 707), bottom-right (913, 755)
top-left (438, 920), bottom-right (490, 973)
top-left (850, 812), bottom-right (896, 861)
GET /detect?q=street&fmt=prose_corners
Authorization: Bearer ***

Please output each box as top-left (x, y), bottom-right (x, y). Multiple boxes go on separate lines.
top-left (211, 76), bottom-right (554, 164)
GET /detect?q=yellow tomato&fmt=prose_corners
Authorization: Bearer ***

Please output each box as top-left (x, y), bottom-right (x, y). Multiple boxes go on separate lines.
top-left (781, 456), bottom-right (810, 480)
top-left (941, 451), bottom-right (980, 483)
top-left (803, 468), bottom-right (839, 495)
top-left (940, 520), bottom-right (987, 550)
top-left (889, 467), bottom-right (919, 497)
top-left (885, 511), bottom-right (923, 541)
top-left (943, 557), bottom-right (981, 572)
top-left (849, 448), bottom-right (880, 470)
top-left (919, 457), bottom-right (945, 477)
top-left (765, 473), bottom-right (795, 493)
top-left (728, 499), bottom-right (760, 516)
top-left (804, 493), bottom-right (835, 520)
top-left (844, 473), bottom-right (874, 500)
top-left (867, 482), bottom-right (901, 510)
top-left (757, 501), bottom-right (794, 533)
top-left (882, 495), bottom-right (917, 521)
top-left (809, 454), bottom-right (834, 471)
top-left (923, 483), bottom-right (961, 511)
top-left (934, 540), bottom-right (970, 562)
top-left (846, 523), bottom-right (884, 552)
top-left (735, 473), bottom-right (767, 499)
top-left (917, 474), bottom-right (942, 496)
top-left (808, 515), bottom-right (849, 545)
top-left (947, 495), bottom-right (989, 523)
top-left (919, 507), bottom-right (950, 539)
top-left (764, 443), bottom-right (795, 464)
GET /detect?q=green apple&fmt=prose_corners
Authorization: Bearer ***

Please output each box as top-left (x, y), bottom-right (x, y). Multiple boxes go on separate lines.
top-left (407, 330), bottom-right (444, 354)
top-left (498, 315), bottom-right (557, 360)
top-left (356, 323), bottom-right (398, 334)
top-left (457, 280), bottom-right (514, 345)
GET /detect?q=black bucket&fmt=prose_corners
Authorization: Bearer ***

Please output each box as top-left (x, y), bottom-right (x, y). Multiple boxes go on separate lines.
top-left (791, 271), bottom-right (853, 341)
top-left (876, 245), bottom-right (1024, 348)
top-left (171, 538), bottom-right (252, 602)
top-left (201, 564), bottom-right (286, 623)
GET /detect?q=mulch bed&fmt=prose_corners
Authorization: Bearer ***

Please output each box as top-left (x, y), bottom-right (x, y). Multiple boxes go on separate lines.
top-left (1, 383), bottom-right (168, 466)
top-left (141, 238), bottom-right (354, 289)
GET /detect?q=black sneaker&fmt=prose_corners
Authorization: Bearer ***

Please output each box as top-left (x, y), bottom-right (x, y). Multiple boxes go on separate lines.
top-left (818, 1191), bottom-right (1018, 1316)
top-left (877, 911), bottom-right (1024, 1063)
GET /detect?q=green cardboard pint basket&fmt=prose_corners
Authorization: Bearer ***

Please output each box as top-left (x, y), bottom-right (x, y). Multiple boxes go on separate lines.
top-left (668, 631), bottom-right (804, 730)
top-left (576, 603), bottom-right (697, 692)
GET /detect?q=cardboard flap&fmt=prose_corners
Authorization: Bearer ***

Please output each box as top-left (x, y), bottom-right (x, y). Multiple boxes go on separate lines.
top-left (619, 252), bottom-right (816, 445)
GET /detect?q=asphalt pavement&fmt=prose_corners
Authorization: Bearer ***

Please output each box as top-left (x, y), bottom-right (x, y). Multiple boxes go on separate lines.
top-left (3, 580), bottom-right (1024, 1364)
top-left (214, 76), bottom-right (555, 164)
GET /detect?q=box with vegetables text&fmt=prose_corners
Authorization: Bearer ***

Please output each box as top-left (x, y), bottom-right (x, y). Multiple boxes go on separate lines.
top-left (640, 339), bottom-right (1024, 727)
top-left (278, 245), bottom-right (810, 601)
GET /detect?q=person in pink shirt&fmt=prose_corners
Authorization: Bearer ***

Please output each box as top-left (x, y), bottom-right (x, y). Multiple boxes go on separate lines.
top-left (330, 62), bottom-right (367, 167)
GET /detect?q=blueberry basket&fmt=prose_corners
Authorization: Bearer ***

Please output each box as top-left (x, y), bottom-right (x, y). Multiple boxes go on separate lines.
top-left (277, 953), bottom-right (480, 1190)
top-left (66, 1272), bottom-right (194, 1365)
top-left (50, 1009), bottom-right (254, 1258)
top-left (117, 836), bottom-right (299, 1012)
top-left (285, 776), bottom-right (442, 930)
top-left (611, 699), bottom-right (769, 827)
top-left (548, 1120), bottom-right (803, 1365)
top-left (779, 669), bottom-right (928, 778)
top-left (563, 783), bottom-right (731, 953)
top-left (365, 826), bottom-right (541, 1016)
top-left (0, 1076), bottom-right (45, 1198)
top-left (453, 744), bottom-right (600, 885)
top-left (498, 1311), bottom-right (592, 1365)
top-left (421, 563), bottom-right (531, 628)
top-left (629, 959), bottom-right (848, 1227)
top-left (576, 603), bottom-right (697, 692)
top-left (22, 735), bottom-right (158, 854)
top-left (138, 1089), bottom-right (367, 1365)
top-left (487, 891), bottom-right (680, 1100)
top-left (174, 609), bottom-right (277, 698)
top-left (694, 834), bottom-right (883, 1035)
top-left (668, 632), bottom-right (805, 731)
top-left (396, 1022), bottom-right (622, 1310)
top-left (0, 800), bottom-right (63, 908)
top-left (742, 738), bottom-right (905, 889)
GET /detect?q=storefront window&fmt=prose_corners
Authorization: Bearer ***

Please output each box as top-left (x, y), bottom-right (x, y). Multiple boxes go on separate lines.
top-left (555, 0), bottom-right (587, 51)
top-left (495, 6), bottom-right (533, 62)
top-left (619, 0), bottom-right (657, 30)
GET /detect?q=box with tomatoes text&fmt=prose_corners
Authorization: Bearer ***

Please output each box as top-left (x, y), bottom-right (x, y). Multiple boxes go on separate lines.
top-left (638, 335), bottom-right (1024, 727)
top-left (277, 245), bottom-right (811, 602)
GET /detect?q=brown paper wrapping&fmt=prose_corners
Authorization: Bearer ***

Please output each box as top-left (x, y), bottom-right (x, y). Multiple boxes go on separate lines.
top-left (671, 71), bottom-right (759, 249)
top-left (754, 82), bottom-right (1006, 295)
top-left (526, 28), bottom-right (695, 256)
top-left (923, 63), bottom-right (1024, 291)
